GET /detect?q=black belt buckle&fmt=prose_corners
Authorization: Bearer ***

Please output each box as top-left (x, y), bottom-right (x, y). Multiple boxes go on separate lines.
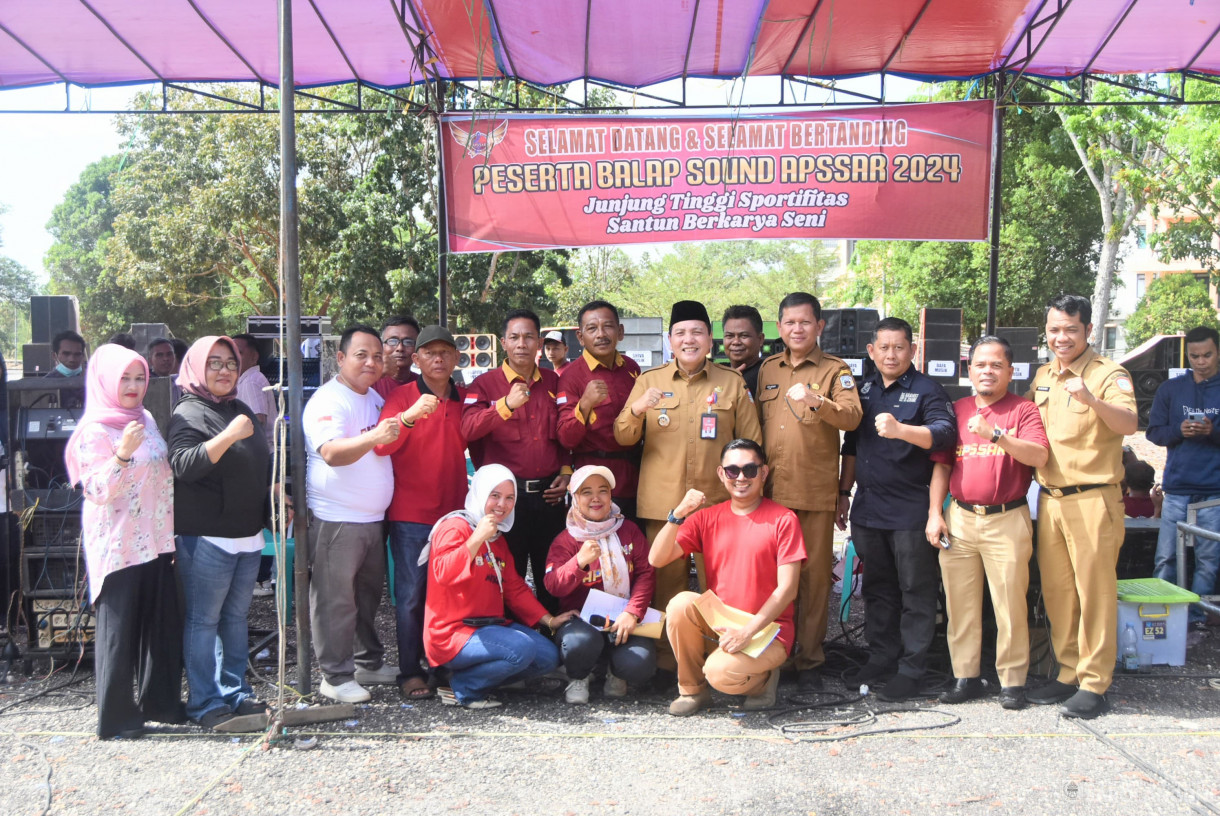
top-left (524, 478), bottom-right (544, 493)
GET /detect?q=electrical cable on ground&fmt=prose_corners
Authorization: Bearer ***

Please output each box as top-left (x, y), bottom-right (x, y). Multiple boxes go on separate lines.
top-left (18, 740), bottom-right (53, 816)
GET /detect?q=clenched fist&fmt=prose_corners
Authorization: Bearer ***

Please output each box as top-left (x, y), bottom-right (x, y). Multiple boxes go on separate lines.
top-left (631, 387), bottom-right (665, 417)
top-left (506, 381), bottom-right (531, 411)
top-left (370, 417), bottom-right (401, 445)
top-left (875, 412), bottom-right (900, 439)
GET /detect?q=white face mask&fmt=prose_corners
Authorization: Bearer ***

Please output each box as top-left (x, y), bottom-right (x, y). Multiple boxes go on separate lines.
top-left (55, 362), bottom-right (81, 376)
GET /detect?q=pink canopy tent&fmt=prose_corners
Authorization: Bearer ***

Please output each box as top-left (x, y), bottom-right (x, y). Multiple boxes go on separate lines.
top-left (2, 0), bottom-right (1218, 91)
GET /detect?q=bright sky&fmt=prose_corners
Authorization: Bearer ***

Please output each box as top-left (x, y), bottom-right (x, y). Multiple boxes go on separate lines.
top-left (0, 75), bottom-right (917, 281)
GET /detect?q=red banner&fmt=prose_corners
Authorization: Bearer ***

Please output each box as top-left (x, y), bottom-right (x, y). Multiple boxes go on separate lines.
top-left (441, 101), bottom-right (993, 253)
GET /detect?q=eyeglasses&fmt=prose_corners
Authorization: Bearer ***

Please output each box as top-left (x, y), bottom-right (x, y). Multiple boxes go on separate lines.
top-left (206, 359), bottom-right (240, 371)
top-left (383, 338), bottom-right (417, 349)
top-left (722, 464), bottom-right (762, 480)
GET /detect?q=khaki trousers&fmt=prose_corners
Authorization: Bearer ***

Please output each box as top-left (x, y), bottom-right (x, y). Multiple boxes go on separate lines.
top-left (666, 591), bottom-right (788, 696)
top-left (941, 502), bottom-right (1033, 688)
top-left (643, 519), bottom-right (705, 672)
top-left (790, 509), bottom-right (834, 670)
top-left (1036, 485), bottom-right (1124, 695)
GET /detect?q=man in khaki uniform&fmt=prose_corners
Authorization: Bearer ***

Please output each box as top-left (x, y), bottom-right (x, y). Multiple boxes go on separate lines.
top-left (756, 292), bottom-right (862, 690)
top-left (615, 300), bottom-right (762, 673)
top-left (1025, 294), bottom-right (1137, 719)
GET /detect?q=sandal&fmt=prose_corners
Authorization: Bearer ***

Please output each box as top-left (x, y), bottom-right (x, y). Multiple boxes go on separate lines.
top-left (400, 677), bottom-right (436, 700)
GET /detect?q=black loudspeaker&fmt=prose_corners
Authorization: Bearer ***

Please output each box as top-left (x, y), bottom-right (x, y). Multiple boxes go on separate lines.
top-left (1129, 369), bottom-right (1168, 431)
top-left (29, 296), bottom-right (79, 344)
top-left (821, 309), bottom-right (879, 356)
top-left (23, 344), bottom-right (53, 377)
top-left (919, 308), bottom-right (962, 383)
top-left (997, 327), bottom-right (1040, 395)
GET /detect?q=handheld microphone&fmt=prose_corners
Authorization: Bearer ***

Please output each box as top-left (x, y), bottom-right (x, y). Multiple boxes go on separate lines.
top-left (588, 615), bottom-right (608, 629)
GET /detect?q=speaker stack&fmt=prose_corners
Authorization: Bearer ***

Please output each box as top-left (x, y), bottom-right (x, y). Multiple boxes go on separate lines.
top-left (1119, 335), bottom-right (1184, 430)
top-left (455, 334), bottom-right (497, 371)
top-left (919, 308), bottom-right (964, 398)
top-left (996, 327), bottom-right (1040, 396)
top-left (25, 296), bottom-right (80, 377)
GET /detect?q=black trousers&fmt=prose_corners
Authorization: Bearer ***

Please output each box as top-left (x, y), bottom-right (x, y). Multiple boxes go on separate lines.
top-left (93, 553), bottom-right (183, 738)
top-left (503, 486), bottom-right (567, 614)
top-left (852, 524), bottom-right (940, 679)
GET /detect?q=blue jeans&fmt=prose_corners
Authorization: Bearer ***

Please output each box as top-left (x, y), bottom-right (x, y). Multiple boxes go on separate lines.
top-left (1154, 493), bottom-right (1220, 623)
top-left (445, 623), bottom-right (559, 704)
top-left (176, 536), bottom-right (261, 720)
top-left (389, 521), bottom-right (431, 682)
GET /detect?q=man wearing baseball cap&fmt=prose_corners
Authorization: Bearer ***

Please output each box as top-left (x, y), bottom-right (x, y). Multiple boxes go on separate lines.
top-left (375, 324), bottom-right (468, 701)
top-left (543, 330), bottom-right (569, 376)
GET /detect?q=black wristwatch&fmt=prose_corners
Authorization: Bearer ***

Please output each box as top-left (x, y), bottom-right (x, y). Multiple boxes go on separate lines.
top-left (667, 509), bottom-right (686, 525)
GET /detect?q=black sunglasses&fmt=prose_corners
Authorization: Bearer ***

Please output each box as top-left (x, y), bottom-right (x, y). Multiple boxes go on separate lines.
top-left (722, 463), bottom-right (762, 479)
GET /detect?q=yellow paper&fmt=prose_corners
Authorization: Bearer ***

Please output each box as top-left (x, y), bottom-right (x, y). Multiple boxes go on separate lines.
top-left (693, 590), bottom-right (780, 658)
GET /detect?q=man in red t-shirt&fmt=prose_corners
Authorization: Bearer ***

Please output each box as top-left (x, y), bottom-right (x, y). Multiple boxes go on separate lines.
top-left (927, 336), bottom-right (1049, 710)
top-left (649, 439), bottom-right (805, 716)
top-left (375, 325), bottom-right (468, 700)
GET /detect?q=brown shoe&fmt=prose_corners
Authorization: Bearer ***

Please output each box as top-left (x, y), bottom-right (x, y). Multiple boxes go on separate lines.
top-left (742, 669), bottom-right (780, 710)
top-left (668, 688), bottom-right (712, 717)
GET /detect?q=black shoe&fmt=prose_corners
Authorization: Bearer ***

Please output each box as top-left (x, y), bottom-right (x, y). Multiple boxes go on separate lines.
top-left (797, 668), bottom-right (823, 692)
top-left (877, 673), bottom-right (920, 702)
top-left (1026, 680), bottom-right (1076, 705)
top-left (650, 669), bottom-right (677, 694)
top-left (234, 698), bottom-right (267, 716)
top-left (937, 677), bottom-right (985, 705)
top-left (196, 707), bottom-right (236, 730)
top-left (1059, 689), bottom-right (1107, 719)
top-left (999, 686), bottom-right (1027, 710)
top-left (845, 662), bottom-right (896, 687)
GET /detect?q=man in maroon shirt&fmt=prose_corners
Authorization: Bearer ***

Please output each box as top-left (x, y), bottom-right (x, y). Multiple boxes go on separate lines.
top-left (557, 300), bottom-right (643, 521)
top-left (926, 336), bottom-right (1049, 710)
top-left (372, 315), bottom-right (420, 400)
top-left (375, 325), bottom-right (467, 699)
top-left (462, 309), bottom-right (571, 612)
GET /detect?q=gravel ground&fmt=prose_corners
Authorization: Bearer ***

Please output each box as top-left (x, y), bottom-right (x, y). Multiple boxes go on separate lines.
top-left (2, 585), bottom-right (1218, 816)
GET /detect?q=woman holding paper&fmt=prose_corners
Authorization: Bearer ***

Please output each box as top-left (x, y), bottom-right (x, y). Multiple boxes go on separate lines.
top-left (544, 465), bottom-right (657, 704)
top-left (424, 464), bottom-right (577, 709)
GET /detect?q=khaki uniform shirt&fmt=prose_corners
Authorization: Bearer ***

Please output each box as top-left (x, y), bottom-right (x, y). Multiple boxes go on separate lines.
top-left (1027, 348), bottom-right (1136, 489)
top-left (756, 348), bottom-right (863, 512)
top-left (614, 361), bottom-right (762, 521)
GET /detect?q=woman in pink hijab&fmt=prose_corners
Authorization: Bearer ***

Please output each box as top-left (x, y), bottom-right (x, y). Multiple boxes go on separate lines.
top-left (65, 343), bottom-right (181, 740)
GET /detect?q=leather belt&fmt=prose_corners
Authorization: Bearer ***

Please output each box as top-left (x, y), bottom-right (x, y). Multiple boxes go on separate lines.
top-left (516, 475), bottom-right (557, 494)
top-left (580, 450), bottom-right (638, 461)
top-left (953, 497), bottom-right (1028, 517)
top-left (1039, 483), bottom-right (1108, 499)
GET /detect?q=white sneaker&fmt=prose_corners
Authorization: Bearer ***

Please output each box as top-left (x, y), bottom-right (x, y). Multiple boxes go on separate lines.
top-left (319, 679), bottom-right (371, 704)
top-left (565, 676), bottom-right (590, 705)
top-left (354, 664), bottom-right (400, 685)
top-left (603, 671), bottom-right (628, 698)
top-left (252, 581), bottom-right (275, 597)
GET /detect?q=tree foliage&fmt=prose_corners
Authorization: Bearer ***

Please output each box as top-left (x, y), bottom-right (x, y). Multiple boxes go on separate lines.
top-left (0, 206), bottom-right (43, 358)
top-left (1124, 274), bottom-right (1220, 347)
top-left (851, 85), bottom-right (1102, 339)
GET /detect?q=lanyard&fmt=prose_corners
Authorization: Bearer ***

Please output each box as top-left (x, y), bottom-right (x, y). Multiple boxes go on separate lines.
top-left (484, 539), bottom-right (503, 594)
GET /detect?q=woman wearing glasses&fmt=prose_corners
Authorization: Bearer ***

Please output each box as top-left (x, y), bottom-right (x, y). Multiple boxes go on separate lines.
top-left (168, 337), bottom-right (274, 732)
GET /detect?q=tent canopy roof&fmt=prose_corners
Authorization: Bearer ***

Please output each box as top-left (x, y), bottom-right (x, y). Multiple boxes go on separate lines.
top-left (1, 0), bottom-right (1217, 92)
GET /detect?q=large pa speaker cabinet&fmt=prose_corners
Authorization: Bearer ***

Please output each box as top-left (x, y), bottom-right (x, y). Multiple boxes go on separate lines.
top-left (996, 327), bottom-right (1040, 395)
top-left (1130, 369), bottom-right (1168, 430)
top-left (821, 309), bottom-right (878, 356)
top-left (919, 308), bottom-right (962, 384)
top-left (29, 296), bottom-right (79, 344)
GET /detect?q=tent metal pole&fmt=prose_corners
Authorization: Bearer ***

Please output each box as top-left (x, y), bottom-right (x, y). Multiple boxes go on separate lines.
top-left (986, 79), bottom-right (1005, 336)
top-left (279, 0), bottom-right (312, 693)
top-left (436, 79), bottom-right (450, 327)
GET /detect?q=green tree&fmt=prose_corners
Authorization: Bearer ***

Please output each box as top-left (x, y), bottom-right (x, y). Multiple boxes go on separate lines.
top-left (0, 207), bottom-right (42, 359)
top-left (851, 86), bottom-right (1102, 338)
top-left (1124, 274), bottom-right (1220, 347)
top-left (45, 155), bottom-right (206, 344)
top-left (548, 247), bottom-right (638, 324)
top-left (1056, 80), bottom-right (1173, 348)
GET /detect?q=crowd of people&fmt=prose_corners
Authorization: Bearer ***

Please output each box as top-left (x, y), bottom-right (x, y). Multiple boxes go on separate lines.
top-left (57, 291), bottom-right (1220, 738)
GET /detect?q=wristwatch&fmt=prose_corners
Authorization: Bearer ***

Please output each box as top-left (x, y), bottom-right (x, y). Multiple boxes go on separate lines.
top-left (667, 509), bottom-right (686, 525)
top-left (990, 426), bottom-right (1006, 443)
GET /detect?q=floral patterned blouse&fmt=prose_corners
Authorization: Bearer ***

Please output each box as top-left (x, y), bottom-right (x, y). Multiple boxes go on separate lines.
top-left (72, 422), bottom-right (175, 602)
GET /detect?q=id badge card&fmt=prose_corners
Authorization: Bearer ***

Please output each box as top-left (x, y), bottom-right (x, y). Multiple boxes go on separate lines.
top-left (700, 412), bottom-right (718, 439)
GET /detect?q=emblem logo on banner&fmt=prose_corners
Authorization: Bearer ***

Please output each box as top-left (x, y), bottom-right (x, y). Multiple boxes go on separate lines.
top-left (450, 118), bottom-right (510, 158)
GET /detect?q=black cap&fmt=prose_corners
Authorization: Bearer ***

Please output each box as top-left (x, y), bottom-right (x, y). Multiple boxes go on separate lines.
top-left (669, 300), bottom-right (711, 330)
top-left (415, 325), bottom-right (457, 349)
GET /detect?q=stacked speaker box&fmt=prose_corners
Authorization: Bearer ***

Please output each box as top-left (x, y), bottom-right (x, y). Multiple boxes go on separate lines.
top-left (996, 327), bottom-right (1040, 395)
top-left (455, 334), bottom-right (497, 371)
top-left (1119, 335), bottom-right (1185, 431)
top-left (820, 308), bottom-right (879, 357)
top-left (1130, 369), bottom-right (1168, 429)
top-left (29, 296), bottom-right (79, 344)
top-left (919, 308), bottom-right (962, 384)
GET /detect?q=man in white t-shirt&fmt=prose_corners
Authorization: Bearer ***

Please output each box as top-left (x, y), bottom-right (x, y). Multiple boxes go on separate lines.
top-left (233, 333), bottom-right (276, 447)
top-left (303, 326), bottom-right (401, 703)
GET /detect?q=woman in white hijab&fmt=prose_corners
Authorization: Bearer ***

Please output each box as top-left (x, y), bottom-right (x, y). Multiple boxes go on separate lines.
top-left (544, 466), bottom-right (657, 704)
top-left (423, 464), bottom-right (577, 709)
